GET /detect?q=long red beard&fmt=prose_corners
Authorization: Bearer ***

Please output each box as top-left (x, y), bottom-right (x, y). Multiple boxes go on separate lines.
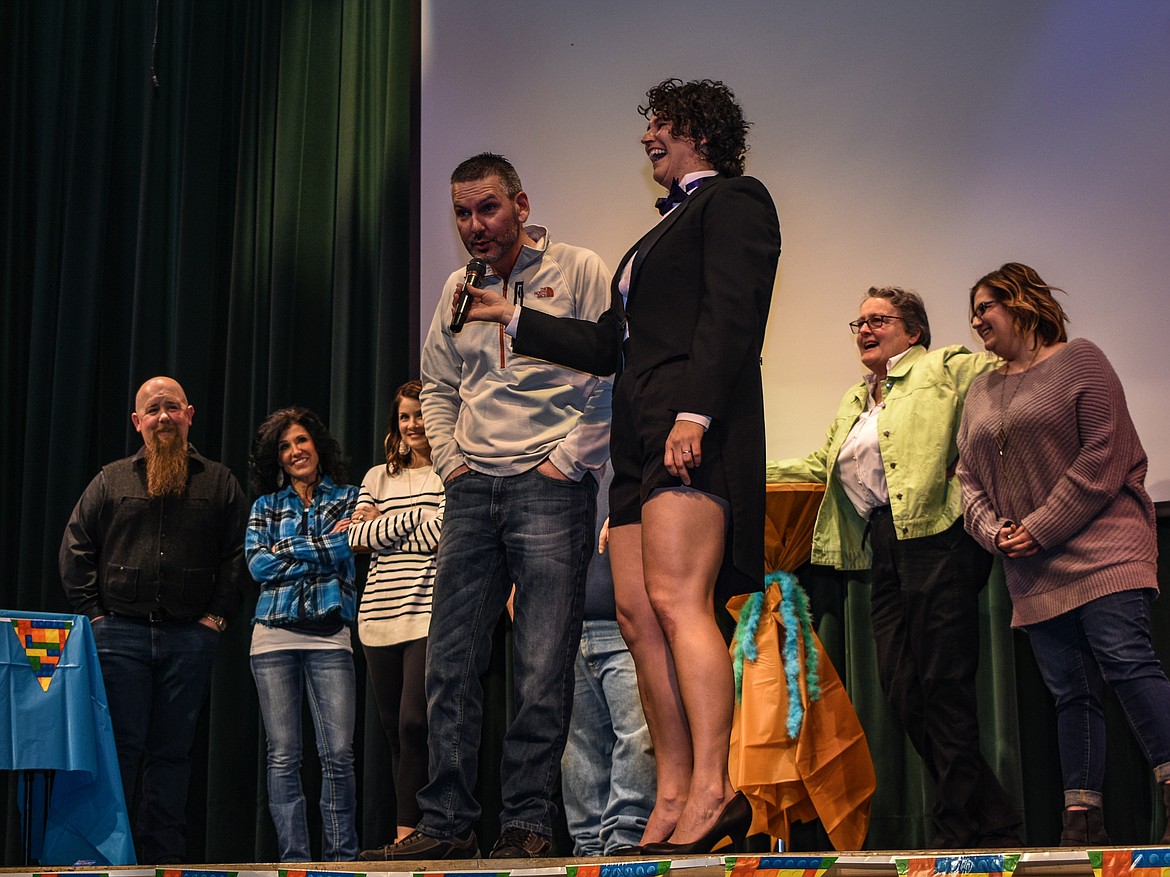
top-left (145, 430), bottom-right (189, 497)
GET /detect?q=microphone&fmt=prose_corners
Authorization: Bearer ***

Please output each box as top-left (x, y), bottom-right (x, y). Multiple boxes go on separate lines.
top-left (450, 258), bottom-right (488, 333)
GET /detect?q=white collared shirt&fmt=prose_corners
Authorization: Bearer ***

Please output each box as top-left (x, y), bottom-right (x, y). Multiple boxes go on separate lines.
top-left (835, 347), bottom-right (912, 519)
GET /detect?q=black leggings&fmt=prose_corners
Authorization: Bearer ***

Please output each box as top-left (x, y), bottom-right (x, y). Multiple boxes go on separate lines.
top-left (364, 637), bottom-right (429, 828)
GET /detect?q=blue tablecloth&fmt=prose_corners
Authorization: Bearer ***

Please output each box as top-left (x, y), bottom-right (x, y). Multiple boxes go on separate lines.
top-left (1, 609), bottom-right (136, 865)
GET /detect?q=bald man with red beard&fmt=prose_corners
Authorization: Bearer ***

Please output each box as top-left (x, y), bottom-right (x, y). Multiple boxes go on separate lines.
top-left (60, 376), bottom-right (248, 864)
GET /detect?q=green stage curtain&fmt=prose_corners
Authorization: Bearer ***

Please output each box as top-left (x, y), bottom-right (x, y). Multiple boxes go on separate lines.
top-left (1, 0), bottom-right (419, 863)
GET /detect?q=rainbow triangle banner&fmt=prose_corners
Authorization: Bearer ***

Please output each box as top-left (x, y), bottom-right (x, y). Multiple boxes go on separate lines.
top-left (412, 872), bottom-right (507, 877)
top-left (726, 855), bottom-right (838, 877)
top-left (1090, 848), bottom-right (1170, 877)
top-left (10, 617), bottom-right (73, 691)
top-left (896, 854), bottom-right (1020, 877)
top-left (568, 862), bottom-right (672, 877)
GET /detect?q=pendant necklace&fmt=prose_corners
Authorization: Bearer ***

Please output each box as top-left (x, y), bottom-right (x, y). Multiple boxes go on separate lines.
top-left (996, 346), bottom-right (1041, 462)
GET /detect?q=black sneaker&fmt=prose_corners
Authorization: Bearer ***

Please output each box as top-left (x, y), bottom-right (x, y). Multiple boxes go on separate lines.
top-left (358, 828), bottom-right (479, 861)
top-left (488, 826), bottom-right (552, 858)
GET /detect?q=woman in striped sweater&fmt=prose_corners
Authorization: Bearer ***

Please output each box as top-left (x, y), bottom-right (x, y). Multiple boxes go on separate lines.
top-left (349, 380), bottom-right (444, 843)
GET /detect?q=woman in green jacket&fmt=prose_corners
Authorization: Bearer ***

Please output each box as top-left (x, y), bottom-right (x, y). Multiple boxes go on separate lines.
top-left (767, 286), bottom-right (1015, 849)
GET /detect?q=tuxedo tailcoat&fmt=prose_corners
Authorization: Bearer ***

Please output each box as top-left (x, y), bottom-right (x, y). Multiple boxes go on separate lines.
top-left (515, 174), bottom-right (780, 597)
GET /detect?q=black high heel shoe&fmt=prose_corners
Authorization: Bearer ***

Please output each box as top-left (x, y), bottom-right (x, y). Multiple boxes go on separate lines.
top-left (638, 791), bottom-right (753, 855)
top-left (608, 845), bottom-right (645, 855)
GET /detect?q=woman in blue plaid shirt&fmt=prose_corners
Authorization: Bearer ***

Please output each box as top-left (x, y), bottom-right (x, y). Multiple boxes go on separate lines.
top-left (246, 406), bottom-right (360, 862)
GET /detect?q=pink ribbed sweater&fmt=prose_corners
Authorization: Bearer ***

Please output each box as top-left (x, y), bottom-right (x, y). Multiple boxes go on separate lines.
top-left (957, 338), bottom-right (1157, 627)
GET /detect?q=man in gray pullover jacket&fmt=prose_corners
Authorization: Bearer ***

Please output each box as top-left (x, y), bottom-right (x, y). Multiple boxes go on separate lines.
top-left (361, 153), bottom-right (611, 861)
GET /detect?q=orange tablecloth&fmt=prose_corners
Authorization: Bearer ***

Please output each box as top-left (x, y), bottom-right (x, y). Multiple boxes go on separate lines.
top-left (729, 482), bottom-right (875, 851)
top-left (764, 483), bottom-right (827, 573)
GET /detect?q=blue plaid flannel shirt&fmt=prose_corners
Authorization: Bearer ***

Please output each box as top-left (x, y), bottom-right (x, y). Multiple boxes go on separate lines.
top-left (246, 476), bottom-right (359, 626)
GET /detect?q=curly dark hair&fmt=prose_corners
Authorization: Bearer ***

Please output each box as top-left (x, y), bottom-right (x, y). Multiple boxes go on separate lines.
top-left (638, 78), bottom-right (750, 177)
top-left (865, 286), bottom-right (932, 349)
top-left (249, 406), bottom-right (348, 496)
top-left (970, 262), bottom-right (1069, 347)
top-left (383, 380), bottom-right (425, 477)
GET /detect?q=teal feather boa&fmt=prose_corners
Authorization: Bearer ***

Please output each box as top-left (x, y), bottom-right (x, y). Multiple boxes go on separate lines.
top-left (732, 571), bottom-right (822, 739)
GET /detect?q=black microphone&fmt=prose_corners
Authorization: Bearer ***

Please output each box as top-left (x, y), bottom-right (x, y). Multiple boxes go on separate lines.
top-left (450, 258), bottom-right (488, 333)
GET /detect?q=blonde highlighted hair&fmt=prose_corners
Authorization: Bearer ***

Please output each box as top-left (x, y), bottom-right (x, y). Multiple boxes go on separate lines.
top-left (970, 262), bottom-right (1069, 346)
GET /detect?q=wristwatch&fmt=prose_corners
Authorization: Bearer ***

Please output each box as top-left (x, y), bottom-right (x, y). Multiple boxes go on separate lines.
top-left (203, 613), bottom-right (227, 633)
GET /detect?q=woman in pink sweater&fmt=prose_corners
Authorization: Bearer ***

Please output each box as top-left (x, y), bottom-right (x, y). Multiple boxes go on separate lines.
top-left (957, 262), bottom-right (1170, 846)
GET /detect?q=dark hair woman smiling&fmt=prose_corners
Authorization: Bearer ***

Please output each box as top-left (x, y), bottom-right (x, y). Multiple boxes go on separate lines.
top-left (246, 406), bottom-right (360, 861)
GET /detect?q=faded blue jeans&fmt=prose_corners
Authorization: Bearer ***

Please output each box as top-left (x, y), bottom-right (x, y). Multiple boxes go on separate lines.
top-left (561, 618), bottom-right (655, 855)
top-left (416, 466), bottom-right (596, 840)
top-left (1025, 587), bottom-right (1170, 808)
top-left (251, 647), bottom-right (358, 861)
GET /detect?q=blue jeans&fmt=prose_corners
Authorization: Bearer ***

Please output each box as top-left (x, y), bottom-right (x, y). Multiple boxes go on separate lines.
top-left (1025, 588), bottom-right (1170, 807)
top-left (251, 647), bottom-right (358, 861)
top-left (92, 615), bottom-right (218, 864)
top-left (417, 467), bottom-right (596, 839)
top-left (561, 619), bottom-right (655, 855)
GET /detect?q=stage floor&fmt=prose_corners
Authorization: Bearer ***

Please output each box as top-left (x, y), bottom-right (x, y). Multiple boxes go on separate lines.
top-left (4, 847), bottom-right (1167, 877)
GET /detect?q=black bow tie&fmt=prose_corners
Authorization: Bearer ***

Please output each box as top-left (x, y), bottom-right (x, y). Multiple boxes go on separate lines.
top-left (655, 178), bottom-right (690, 215)
top-left (654, 177), bottom-right (713, 215)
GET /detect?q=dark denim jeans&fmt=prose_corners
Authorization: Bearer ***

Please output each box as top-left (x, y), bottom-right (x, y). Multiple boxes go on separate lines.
top-left (416, 467), bottom-right (596, 839)
top-left (92, 615), bottom-right (218, 864)
top-left (251, 647), bottom-right (358, 861)
top-left (1025, 587), bottom-right (1170, 805)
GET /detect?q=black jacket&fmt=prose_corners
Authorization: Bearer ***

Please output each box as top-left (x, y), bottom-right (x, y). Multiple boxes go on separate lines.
top-left (515, 175), bottom-right (781, 596)
top-left (60, 446), bottom-right (247, 621)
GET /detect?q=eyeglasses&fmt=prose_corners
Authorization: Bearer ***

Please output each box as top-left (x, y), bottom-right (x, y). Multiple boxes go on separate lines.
top-left (971, 300), bottom-right (1001, 320)
top-left (849, 314), bottom-right (904, 334)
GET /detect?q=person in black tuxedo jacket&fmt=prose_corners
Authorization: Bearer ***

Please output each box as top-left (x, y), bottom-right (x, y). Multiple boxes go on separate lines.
top-left (458, 79), bottom-right (780, 853)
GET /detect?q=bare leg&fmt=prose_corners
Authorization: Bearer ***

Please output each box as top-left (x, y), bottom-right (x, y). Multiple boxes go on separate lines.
top-left (642, 487), bottom-right (736, 844)
top-left (609, 522), bottom-right (690, 844)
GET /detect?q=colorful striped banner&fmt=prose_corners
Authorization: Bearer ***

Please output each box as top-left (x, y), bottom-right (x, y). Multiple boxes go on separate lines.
top-left (568, 861), bottom-right (672, 877)
top-left (895, 854), bottom-right (1020, 877)
top-left (726, 855), bottom-right (837, 877)
top-left (1090, 848), bottom-right (1170, 877)
top-left (568, 865), bottom-right (673, 877)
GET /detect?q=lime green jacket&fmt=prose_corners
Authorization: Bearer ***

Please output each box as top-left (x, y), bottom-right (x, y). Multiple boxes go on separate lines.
top-left (767, 344), bottom-right (996, 570)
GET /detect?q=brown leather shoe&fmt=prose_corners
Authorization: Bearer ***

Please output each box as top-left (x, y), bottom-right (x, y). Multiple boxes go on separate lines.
top-left (358, 828), bottom-right (479, 861)
top-left (488, 826), bottom-right (552, 858)
top-left (1059, 807), bottom-right (1109, 847)
top-left (1161, 783), bottom-right (1170, 845)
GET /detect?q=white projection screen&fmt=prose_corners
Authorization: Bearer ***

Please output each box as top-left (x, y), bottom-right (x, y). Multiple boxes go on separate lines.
top-left (418, 1), bottom-right (1170, 501)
